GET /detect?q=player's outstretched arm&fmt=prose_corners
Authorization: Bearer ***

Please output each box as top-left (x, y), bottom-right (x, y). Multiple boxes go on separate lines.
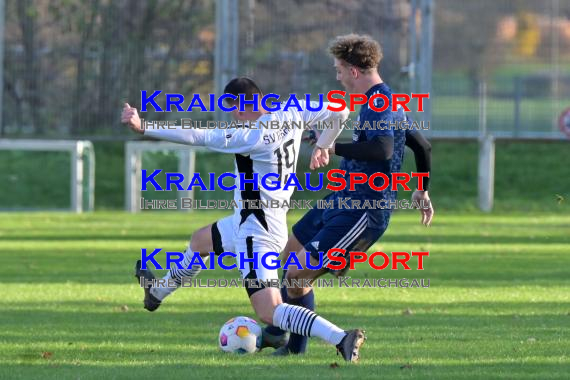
top-left (123, 104), bottom-right (207, 146)
top-left (120, 103), bottom-right (262, 151)
top-left (406, 130), bottom-right (433, 226)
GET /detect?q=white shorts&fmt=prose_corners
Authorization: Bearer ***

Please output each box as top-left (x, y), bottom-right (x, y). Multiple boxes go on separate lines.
top-left (213, 215), bottom-right (283, 296)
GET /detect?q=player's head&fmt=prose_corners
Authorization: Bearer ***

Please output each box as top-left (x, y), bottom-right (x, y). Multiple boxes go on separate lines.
top-left (223, 77), bottom-right (266, 121)
top-left (329, 34), bottom-right (382, 92)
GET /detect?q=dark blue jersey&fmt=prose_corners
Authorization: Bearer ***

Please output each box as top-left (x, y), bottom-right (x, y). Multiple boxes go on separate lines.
top-left (334, 83), bottom-right (406, 201)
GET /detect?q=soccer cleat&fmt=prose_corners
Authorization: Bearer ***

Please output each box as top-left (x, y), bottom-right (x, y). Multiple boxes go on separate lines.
top-left (134, 259), bottom-right (162, 312)
top-left (271, 345), bottom-right (291, 356)
top-left (336, 329), bottom-right (366, 363)
top-left (260, 326), bottom-right (289, 350)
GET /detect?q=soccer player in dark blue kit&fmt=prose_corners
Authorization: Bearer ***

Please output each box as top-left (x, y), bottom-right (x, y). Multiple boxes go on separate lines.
top-left (265, 34), bottom-right (434, 356)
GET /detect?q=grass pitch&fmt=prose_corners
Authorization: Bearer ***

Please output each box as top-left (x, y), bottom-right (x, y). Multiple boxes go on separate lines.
top-left (1, 211), bottom-right (569, 379)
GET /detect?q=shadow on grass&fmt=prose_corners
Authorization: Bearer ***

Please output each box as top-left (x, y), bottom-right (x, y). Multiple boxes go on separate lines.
top-left (0, 234), bottom-right (192, 241)
top-left (1, 356), bottom-right (569, 380)
top-left (3, 260), bottom-right (570, 286)
top-left (1, 296), bottom-right (569, 379)
top-left (1, 300), bottom-right (569, 334)
top-left (1, 232), bottom-right (569, 245)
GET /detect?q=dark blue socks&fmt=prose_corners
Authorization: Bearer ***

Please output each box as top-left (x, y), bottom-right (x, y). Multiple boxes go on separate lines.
top-left (265, 270), bottom-right (316, 354)
top-left (285, 289), bottom-right (315, 353)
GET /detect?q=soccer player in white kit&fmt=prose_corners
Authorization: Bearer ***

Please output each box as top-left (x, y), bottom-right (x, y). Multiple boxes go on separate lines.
top-left (122, 77), bottom-right (366, 362)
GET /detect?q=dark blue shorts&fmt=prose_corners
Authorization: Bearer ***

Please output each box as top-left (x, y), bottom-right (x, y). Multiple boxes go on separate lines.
top-left (292, 201), bottom-right (390, 274)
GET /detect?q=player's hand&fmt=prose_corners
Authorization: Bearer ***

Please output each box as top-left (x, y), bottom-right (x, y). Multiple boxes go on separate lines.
top-left (121, 103), bottom-right (144, 134)
top-left (412, 190), bottom-right (434, 226)
top-left (310, 147), bottom-right (329, 170)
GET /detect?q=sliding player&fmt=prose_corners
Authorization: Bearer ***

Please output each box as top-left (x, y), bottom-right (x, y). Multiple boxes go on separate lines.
top-left (122, 77), bottom-right (367, 362)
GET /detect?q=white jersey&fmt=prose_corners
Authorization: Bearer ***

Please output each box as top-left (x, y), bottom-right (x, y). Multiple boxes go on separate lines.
top-left (203, 102), bottom-right (338, 246)
top-left (145, 101), bottom-right (343, 248)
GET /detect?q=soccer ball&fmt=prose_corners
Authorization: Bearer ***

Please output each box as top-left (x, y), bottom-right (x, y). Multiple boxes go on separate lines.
top-left (218, 316), bottom-right (262, 354)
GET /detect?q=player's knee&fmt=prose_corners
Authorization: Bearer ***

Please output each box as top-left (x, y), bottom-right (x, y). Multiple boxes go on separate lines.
top-left (189, 225), bottom-right (212, 253)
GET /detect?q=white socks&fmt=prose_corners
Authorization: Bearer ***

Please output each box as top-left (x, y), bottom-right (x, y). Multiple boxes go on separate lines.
top-left (272, 303), bottom-right (346, 345)
top-left (149, 248), bottom-right (209, 301)
top-left (149, 271), bottom-right (177, 300)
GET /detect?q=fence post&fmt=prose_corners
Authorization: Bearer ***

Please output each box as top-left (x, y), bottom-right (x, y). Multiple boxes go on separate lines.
top-left (478, 135), bottom-right (495, 212)
top-left (70, 142), bottom-right (84, 213)
top-left (84, 141), bottom-right (96, 212)
top-left (478, 81), bottom-right (494, 212)
top-left (125, 143), bottom-right (142, 213)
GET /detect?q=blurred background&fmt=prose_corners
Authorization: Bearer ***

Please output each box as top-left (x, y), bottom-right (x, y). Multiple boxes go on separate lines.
top-left (0, 0), bottom-right (568, 211)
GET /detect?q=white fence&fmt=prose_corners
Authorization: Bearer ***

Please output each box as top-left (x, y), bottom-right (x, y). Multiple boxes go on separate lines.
top-left (0, 139), bottom-right (95, 212)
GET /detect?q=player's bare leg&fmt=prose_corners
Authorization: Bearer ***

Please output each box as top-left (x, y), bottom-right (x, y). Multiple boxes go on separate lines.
top-left (251, 287), bottom-right (365, 362)
top-left (134, 224), bottom-right (214, 311)
top-left (279, 233), bottom-right (305, 266)
top-left (285, 249), bottom-right (327, 298)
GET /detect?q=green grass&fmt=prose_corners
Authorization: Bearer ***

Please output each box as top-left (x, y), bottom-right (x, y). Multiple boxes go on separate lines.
top-left (1, 211), bottom-right (569, 379)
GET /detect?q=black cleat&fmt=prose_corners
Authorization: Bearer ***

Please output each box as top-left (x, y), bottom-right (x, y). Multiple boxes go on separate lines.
top-left (260, 327), bottom-right (289, 350)
top-left (134, 260), bottom-right (162, 312)
top-left (336, 329), bottom-right (366, 363)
